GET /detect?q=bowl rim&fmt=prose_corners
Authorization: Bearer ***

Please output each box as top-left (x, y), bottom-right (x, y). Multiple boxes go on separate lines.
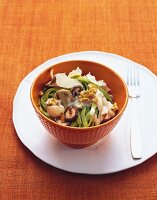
top-left (30, 60), bottom-right (128, 131)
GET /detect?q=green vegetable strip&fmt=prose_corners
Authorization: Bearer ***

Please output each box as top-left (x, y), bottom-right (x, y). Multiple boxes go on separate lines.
top-left (70, 75), bottom-right (80, 79)
top-left (83, 82), bottom-right (88, 90)
top-left (42, 88), bottom-right (58, 101)
top-left (81, 107), bottom-right (88, 127)
top-left (99, 87), bottom-right (113, 103)
top-left (40, 97), bottom-right (47, 110)
top-left (86, 106), bottom-right (90, 114)
top-left (49, 92), bottom-right (55, 98)
top-left (73, 76), bottom-right (90, 84)
top-left (77, 110), bottom-right (82, 127)
top-left (86, 111), bottom-right (91, 122)
top-left (71, 120), bottom-right (78, 127)
top-left (88, 116), bottom-right (93, 127)
top-left (82, 83), bottom-right (86, 90)
top-left (39, 98), bottom-right (51, 118)
top-left (86, 104), bottom-right (96, 126)
top-left (95, 107), bottom-right (99, 117)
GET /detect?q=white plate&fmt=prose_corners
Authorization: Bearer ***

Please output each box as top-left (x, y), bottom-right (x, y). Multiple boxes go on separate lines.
top-left (13, 51), bottom-right (157, 174)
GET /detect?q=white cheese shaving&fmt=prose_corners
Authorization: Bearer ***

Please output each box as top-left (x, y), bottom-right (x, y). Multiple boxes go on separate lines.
top-left (68, 67), bottom-right (82, 77)
top-left (86, 73), bottom-right (106, 86)
top-left (55, 73), bottom-right (83, 88)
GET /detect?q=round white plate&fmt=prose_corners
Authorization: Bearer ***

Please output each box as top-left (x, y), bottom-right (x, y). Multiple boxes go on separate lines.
top-left (13, 51), bottom-right (157, 174)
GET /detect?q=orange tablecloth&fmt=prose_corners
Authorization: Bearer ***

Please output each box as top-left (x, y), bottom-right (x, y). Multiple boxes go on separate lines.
top-left (0, 1), bottom-right (157, 199)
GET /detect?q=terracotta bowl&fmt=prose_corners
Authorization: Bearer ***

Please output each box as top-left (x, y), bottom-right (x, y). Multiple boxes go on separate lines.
top-left (30, 60), bottom-right (128, 148)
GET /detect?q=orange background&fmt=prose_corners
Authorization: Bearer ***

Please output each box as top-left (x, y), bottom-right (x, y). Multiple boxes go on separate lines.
top-left (0, 0), bottom-right (157, 199)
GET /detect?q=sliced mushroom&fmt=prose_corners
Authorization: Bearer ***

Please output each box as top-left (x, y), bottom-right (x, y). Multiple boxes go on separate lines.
top-left (45, 68), bottom-right (57, 87)
top-left (54, 89), bottom-right (73, 107)
top-left (71, 85), bottom-right (83, 97)
top-left (45, 76), bottom-right (58, 88)
top-left (51, 76), bottom-right (56, 83)
top-left (46, 105), bottom-right (64, 118)
top-left (64, 106), bottom-right (78, 122)
top-left (50, 68), bottom-right (54, 80)
top-left (45, 81), bottom-right (60, 88)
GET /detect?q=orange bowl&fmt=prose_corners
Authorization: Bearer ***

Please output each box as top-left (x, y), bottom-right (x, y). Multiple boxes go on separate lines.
top-left (30, 60), bottom-right (128, 148)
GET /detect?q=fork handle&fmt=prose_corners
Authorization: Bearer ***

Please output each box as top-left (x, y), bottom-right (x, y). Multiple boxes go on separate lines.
top-left (130, 98), bottom-right (142, 159)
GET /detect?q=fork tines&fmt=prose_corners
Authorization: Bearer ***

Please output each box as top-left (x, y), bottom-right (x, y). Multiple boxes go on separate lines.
top-left (127, 66), bottom-right (140, 86)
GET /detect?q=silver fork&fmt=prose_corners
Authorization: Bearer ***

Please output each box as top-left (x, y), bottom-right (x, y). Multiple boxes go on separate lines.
top-left (127, 66), bottom-right (142, 159)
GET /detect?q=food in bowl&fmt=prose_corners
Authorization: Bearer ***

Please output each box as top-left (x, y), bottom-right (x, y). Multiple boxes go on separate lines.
top-left (39, 67), bottom-right (118, 127)
top-left (30, 60), bottom-right (128, 148)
